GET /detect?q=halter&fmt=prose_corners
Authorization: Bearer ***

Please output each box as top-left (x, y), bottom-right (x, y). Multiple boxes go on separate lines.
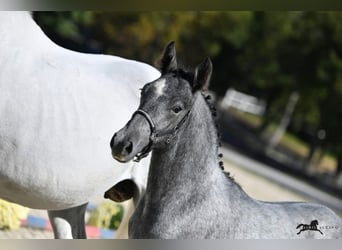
top-left (132, 108), bottom-right (191, 162)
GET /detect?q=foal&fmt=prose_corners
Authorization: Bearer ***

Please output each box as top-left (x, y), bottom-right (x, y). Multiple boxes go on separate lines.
top-left (110, 42), bottom-right (342, 239)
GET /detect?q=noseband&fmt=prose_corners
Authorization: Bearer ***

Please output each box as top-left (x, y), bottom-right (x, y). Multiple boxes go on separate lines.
top-left (132, 108), bottom-right (191, 162)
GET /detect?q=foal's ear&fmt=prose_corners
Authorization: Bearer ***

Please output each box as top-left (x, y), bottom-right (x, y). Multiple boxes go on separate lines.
top-left (160, 41), bottom-right (177, 74)
top-left (193, 57), bottom-right (213, 92)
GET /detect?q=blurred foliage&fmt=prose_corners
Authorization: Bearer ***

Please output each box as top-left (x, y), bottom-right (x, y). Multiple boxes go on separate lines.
top-left (0, 199), bottom-right (29, 230)
top-left (87, 201), bottom-right (124, 230)
top-left (33, 11), bottom-right (342, 166)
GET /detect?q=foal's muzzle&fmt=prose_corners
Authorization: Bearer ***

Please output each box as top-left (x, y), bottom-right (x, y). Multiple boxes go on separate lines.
top-left (110, 133), bottom-right (135, 163)
top-left (110, 112), bottom-right (152, 163)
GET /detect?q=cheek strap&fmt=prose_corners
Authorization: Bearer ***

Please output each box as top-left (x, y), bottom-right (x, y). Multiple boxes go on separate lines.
top-left (131, 109), bottom-right (155, 162)
top-left (131, 108), bottom-right (191, 162)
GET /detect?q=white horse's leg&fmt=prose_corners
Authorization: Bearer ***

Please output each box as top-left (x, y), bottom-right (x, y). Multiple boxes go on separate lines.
top-left (48, 203), bottom-right (88, 239)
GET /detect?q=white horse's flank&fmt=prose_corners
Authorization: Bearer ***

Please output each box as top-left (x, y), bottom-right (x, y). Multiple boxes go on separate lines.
top-left (0, 12), bottom-right (159, 238)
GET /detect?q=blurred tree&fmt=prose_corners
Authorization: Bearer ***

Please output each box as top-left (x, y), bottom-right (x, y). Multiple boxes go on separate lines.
top-left (34, 11), bottom-right (102, 53)
top-left (228, 12), bottom-right (342, 172)
top-left (281, 12), bottom-right (342, 171)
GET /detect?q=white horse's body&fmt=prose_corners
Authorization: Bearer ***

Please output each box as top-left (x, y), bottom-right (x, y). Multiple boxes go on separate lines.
top-left (0, 12), bottom-right (159, 238)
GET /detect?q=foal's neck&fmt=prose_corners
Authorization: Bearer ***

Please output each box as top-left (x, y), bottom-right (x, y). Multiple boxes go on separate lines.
top-left (147, 93), bottom-right (226, 202)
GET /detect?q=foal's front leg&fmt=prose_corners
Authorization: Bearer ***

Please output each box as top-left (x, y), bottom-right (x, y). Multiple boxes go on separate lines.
top-left (48, 203), bottom-right (88, 239)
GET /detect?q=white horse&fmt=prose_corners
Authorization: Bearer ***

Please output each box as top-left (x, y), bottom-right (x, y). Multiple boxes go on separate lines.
top-left (0, 12), bottom-right (160, 238)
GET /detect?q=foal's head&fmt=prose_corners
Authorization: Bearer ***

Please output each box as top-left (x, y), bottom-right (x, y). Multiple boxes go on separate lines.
top-left (110, 41), bottom-right (212, 163)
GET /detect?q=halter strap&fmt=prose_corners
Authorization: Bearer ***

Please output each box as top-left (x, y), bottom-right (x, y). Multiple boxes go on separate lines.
top-left (133, 109), bottom-right (156, 135)
top-left (132, 108), bottom-right (191, 162)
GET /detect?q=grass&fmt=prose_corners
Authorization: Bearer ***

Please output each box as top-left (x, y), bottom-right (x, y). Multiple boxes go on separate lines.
top-left (279, 132), bottom-right (309, 157)
top-left (228, 109), bottom-right (337, 174)
top-left (227, 109), bottom-right (263, 128)
top-left (280, 132), bottom-right (336, 173)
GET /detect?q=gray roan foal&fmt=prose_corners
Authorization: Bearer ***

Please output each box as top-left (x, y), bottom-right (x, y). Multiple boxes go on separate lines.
top-left (110, 42), bottom-right (342, 239)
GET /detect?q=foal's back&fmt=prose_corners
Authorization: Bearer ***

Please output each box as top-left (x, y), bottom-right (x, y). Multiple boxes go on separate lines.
top-left (182, 180), bottom-right (342, 239)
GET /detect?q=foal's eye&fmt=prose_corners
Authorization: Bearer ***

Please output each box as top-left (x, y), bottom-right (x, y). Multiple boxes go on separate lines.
top-left (172, 105), bottom-right (183, 114)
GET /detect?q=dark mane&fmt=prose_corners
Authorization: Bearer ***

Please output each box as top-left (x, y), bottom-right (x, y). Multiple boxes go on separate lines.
top-left (169, 67), bottom-right (195, 84)
top-left (201, 92), bottom-right (237, 183)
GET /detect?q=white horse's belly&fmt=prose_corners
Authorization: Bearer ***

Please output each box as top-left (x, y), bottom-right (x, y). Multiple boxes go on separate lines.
top-left (0, 95), bottom-right (130, 209)
top-left (0, 49), bottom-right (158, 209)
top-left (0, 87), bottom-right (147, 209)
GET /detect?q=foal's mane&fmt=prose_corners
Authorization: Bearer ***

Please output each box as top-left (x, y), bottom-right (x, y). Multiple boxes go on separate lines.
top-left (168, 64), bottom-right (235, 182)
top-left (201, 91), bottom-right (235, 182)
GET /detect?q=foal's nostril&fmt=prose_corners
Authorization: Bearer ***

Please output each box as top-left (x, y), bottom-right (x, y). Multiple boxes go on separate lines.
top-left (124, 141), bottom-right (133, 154)
top-left (110, 133), bottom-right (117, 148)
